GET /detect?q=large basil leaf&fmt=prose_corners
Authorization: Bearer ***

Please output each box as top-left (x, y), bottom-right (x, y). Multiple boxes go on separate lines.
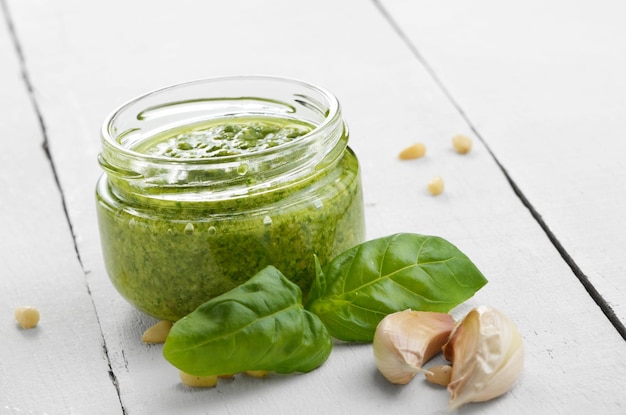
top-left (305, 233), bottom-right (488, 342)
top-left (163, 266), bottom-right (332, 376)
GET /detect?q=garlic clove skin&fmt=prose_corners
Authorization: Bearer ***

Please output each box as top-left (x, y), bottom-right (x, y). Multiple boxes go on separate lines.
top-left (443, 305), bottom-right (524, 410)
top-left (373, 310), bottom-right (455, 385)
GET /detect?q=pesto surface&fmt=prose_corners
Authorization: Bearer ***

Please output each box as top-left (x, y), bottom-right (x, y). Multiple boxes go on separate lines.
top-left (134, 118), bottom-right (312, 159)
top-left (96, 117), bottom-right (364, 321)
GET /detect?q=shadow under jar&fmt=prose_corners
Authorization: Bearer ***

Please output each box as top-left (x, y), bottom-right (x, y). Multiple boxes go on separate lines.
top-left (95, 76), bottom-right (365, 321)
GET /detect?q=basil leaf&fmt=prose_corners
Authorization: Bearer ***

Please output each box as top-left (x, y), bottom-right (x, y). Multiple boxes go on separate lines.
top-left (305, 233), bottom-right (488, 342)
top-left (163, 266), bottom-right (332, 376)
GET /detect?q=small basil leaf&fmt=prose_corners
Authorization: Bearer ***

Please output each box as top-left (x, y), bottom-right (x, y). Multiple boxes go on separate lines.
top-left (163, 266), bottom-right (332, 376)
top-left (305, 233), bottom-right (488, 342)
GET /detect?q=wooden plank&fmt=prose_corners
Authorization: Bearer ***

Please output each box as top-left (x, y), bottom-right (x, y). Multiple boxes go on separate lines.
top-left (6, 0), bottom-right (626, 413)
top-left (0, 5), bottom-right (123, 414)
top-left (381, 0), bottom-right (626, 331)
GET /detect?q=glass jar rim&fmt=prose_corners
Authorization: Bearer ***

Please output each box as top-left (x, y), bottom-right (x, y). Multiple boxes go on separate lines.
top-left (101, 75), bottom-right (341, 166)
top-left (98, 75), bottom-right (347, 200)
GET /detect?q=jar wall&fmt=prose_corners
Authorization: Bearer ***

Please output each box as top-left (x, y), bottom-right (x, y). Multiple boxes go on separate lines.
top-left (96, 149), bottom-right (364, 321)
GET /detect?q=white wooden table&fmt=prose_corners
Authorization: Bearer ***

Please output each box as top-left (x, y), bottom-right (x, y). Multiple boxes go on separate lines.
top-left (2, 1), bottom-right (625, 413)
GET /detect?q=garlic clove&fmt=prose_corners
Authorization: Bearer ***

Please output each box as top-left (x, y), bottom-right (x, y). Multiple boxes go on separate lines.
top-left (443, 305), bottom-right (524, 409)
top-left (373, 310), bottom-right (455, 384)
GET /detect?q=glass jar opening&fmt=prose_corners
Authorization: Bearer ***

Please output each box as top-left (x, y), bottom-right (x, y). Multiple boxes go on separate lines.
top-left (99, 76), bottom-right (346, 201)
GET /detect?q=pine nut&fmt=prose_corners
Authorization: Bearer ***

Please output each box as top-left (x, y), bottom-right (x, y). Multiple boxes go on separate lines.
top-left (245, 370), bottom-right (270, 378)
top-left (427, 176), bottom-right (445, 196)
top-left (399, 143), bottom-right (426, 160)
top-left (179, 371), bottom-right (218, 388)
top-left (15, 306), bottom-right (40, 329)
top-left (142, 320), bottom-right (173, 343)
top-left (452, 134), bottom-right (473, 154)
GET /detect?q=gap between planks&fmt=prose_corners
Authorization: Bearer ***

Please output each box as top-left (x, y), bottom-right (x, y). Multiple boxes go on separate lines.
top-left (0, 1), bottom-right (128, 413)
top-left (372, 0), bottom-right (626, 341)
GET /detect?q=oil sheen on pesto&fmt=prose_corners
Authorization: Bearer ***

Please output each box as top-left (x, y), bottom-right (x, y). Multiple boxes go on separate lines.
top-left (96, 116), bottom-right (365, 321)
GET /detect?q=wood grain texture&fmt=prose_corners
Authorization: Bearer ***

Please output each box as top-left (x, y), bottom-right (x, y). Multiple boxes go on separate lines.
top-left (0, 5), bottom-right (123, 414)
top-left (4, 0), bottom-right (626, 413)
top-left (381, 0), bottom-right (626, 330)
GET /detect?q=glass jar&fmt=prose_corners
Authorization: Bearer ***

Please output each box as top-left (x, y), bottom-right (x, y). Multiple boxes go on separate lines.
top-left (96, 76), bottom-right (365, 321)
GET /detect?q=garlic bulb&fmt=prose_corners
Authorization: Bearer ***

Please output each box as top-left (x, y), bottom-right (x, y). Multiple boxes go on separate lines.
top-left (373, 310), bottom-right (455, 384)
top-left (443, 305), bottom-right (524, 409)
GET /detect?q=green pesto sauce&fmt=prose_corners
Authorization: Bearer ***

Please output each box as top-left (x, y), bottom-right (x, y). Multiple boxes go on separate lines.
top-left (96, 117), bottom-right (364, 321)
top-left (134, 118), bottom-right (312, 159)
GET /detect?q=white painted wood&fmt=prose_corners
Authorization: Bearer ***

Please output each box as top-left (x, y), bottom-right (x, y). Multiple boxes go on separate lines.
top-left (4, 0), bottom-right (625, 414)
top-left (0, 8), bottom-right (123, 414)
top-left (381, 0), bottom-right (626, 329)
